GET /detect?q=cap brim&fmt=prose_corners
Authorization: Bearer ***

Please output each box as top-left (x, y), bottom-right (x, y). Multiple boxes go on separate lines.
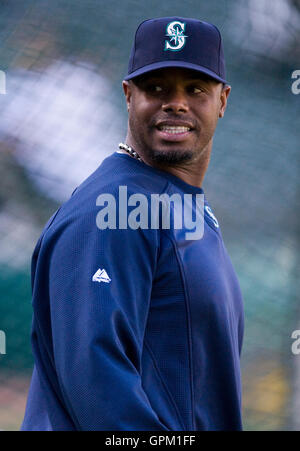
top-left (124, 60), bottom-right (227, 84)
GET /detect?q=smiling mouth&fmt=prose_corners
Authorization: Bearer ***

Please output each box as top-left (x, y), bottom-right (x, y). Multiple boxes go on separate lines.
top-left (155, 124), bottom-right (194, 142)
top-left (157, 125), bottom-right (191, 134)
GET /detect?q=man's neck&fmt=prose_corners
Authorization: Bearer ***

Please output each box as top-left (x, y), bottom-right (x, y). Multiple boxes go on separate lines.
top-left (155, 149), bottom-right (211, 188)
top-left (122, 137), bottom-right (212, 189)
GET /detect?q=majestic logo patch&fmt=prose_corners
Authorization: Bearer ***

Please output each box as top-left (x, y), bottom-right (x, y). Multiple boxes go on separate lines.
top-left (92, 268), bottom-right (111, 283)
top-left (164, 21), bottom-right (187, 51)
top-left (205, 206), bottom-right (219, 228)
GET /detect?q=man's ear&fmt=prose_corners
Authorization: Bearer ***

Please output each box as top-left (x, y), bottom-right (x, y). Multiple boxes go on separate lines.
top-left (219, 84), bottom-right (231, 118)
top-left (122, 80), bottom-right (132, 112)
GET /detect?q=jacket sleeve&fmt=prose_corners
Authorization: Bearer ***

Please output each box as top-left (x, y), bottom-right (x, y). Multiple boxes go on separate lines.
top-left (45, 210), bottom-right (168, 431)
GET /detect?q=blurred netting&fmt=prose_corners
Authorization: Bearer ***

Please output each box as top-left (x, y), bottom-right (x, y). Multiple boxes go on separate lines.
top-left (0, 0), bottom-right (299, 431)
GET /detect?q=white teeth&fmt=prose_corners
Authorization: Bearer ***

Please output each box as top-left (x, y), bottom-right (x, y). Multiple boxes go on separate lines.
top-left (159, 126), bottom-right (190, 134)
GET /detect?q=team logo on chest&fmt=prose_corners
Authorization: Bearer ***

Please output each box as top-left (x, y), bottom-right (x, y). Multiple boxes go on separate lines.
top-left (205, 206), bottom-right (219, 228)
top-left (164, 21), bottom-right (188, 51)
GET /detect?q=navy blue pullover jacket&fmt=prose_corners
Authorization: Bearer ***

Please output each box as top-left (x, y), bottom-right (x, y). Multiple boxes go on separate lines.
top-left (21, 152), bottom-right (244, 431)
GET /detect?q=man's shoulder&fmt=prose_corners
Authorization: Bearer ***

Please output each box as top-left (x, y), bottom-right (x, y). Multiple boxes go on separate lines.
top-left (92, 152), bottom-right (169, 195)
top-left (56, 152), bottom-right (169, 216)
top-left (38, 153), bottom-right (167, 245)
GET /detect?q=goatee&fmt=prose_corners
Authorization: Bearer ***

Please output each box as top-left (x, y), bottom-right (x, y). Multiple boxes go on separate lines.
top-left (145, 148), bottom-right (195, 165)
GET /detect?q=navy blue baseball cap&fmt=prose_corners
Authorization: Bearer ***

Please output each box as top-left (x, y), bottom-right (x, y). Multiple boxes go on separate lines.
top-left (124, 17), bottom-right (228, 84)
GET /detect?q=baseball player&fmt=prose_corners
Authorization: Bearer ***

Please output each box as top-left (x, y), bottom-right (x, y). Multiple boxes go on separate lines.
top-left (21, 17), bottom-right (244, 431)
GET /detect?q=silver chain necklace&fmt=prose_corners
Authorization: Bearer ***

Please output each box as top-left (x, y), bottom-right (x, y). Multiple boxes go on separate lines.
top-left (118, 142), bottom-right (142, 161)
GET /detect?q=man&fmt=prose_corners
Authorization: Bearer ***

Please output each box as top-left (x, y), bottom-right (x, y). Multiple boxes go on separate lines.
top-left (22, 17), bottom-right (244, 431)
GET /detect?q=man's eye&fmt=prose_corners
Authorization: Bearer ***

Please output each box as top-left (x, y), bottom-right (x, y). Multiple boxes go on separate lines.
top-left (151, 85), bottom-right (163, 92)
top-left (191, 87), bottom-right (204, 94)
top-left (146, 84), bottom-right (163, 92)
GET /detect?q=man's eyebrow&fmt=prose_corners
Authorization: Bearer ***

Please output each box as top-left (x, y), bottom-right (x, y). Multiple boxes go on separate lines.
top-left (133, 75), bottom-right (155, 84)
top-left (187, 76), bottom-right (215, 83)
top-left (137, 75), bottom-right (163, 82)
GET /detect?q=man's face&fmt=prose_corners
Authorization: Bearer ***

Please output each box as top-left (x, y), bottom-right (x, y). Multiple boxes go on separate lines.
top-left (123, 67), bottom-right (230, 165)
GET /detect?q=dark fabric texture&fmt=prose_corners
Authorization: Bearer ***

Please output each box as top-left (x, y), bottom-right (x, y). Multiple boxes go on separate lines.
top-left (21, 152), bottom-right (244, 431)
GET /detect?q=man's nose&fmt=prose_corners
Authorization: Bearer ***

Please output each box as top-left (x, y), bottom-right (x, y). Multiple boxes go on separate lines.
top-left (162, 89), bottom-right (189, 114)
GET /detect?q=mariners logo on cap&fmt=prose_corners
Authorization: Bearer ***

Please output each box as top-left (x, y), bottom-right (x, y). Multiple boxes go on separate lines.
top-left (164, 21), bottom-right (188, 51)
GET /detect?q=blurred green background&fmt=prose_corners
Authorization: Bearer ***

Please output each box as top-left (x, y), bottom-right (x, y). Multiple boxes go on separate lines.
top-left (0, 0), bottom-right (299, 431)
